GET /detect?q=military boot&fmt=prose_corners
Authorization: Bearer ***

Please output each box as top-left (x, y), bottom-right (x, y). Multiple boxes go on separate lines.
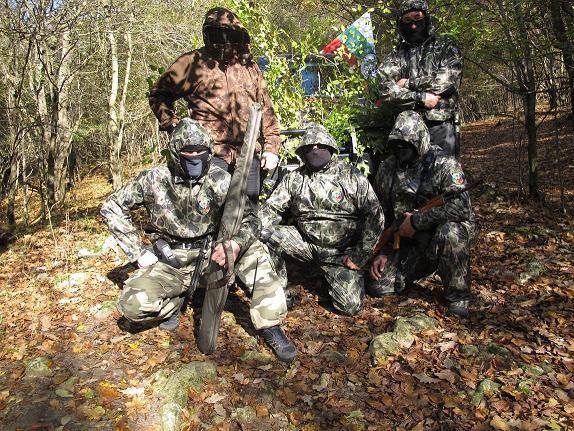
top-left (261, 326), bottom-right (297, 363)
top-left (447, 300), bottom-right (470, 319)
top-left (159, 310), bottom-right (181, 331)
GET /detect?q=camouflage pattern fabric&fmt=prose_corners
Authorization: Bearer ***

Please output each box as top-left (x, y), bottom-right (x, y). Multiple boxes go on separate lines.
top-left (259, 124), bottom-right (383, 314)
top-left (260, 159), bottom-right (383, 268)
top-left (100, 119), bottom-right (255, 262)
top-left (377, 0), bottom-right (463, 122)
top-left (294, 123), bottom-right (339, 155)
top-left (371, 110), bottom-right (477, 300)
top-left (269, 226), bottom-right (365, 316)
top-left (368, 222), bottom-right (476, 302)
top-left (235, 240), bottom-right (287, 329)
top-left (148, 7), bottom-right (281, 163)
top-left (118, 248), bottom-right (209, 322)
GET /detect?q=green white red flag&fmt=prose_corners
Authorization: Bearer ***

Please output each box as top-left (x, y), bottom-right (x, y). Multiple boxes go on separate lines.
top-left (320, 12), bottom-right (376, 67)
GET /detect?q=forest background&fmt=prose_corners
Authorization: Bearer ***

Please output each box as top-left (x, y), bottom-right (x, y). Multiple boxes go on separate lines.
top-left (1, 0), bottom-right (573, 228)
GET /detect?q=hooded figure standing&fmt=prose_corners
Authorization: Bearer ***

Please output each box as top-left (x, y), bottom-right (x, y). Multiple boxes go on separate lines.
top-left (101, 119), bottom-right (296, 362)
top-left (149, 7), bottom-right (281, 198)
top-left (369, 111), bottom-right (477, 318)
top-left (259, 123), bottom-right (384, 316)
top-left (378, 0), bottom-right (463, 158)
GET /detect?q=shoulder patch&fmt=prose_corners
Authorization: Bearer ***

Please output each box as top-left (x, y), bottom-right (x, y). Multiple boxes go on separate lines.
top-left (451, 171), bottom-right (465, 186)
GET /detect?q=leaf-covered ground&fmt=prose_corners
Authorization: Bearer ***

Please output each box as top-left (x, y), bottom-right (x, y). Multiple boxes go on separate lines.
top-left (1, 115), bottom-right (573, 431)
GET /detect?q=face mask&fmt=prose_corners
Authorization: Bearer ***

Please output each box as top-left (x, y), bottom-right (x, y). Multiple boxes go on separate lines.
top-left (302, 146), bottom-right (332, 171)
top-left (180, 151), bottom-right (210, 180)
top-left (400, 18), bottom-right (428, 44)
top-left (391, 140), bottom-right (418, 168)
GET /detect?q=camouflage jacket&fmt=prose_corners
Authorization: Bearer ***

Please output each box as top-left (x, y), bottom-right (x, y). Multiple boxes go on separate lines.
top-left (260, 160), bottom-right (384, 267)
top-left (101, 118), bottom-right (257, 262)
top-left (375, 111), bottom-right (474, 231)
top-left (101, 164), bottom-right (256, 262)
top-left (148, 7), bottom-right (280, 163)
top-left (377, 0), bottom-right (462, 122)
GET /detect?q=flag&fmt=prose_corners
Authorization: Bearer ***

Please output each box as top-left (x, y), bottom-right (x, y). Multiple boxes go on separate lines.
top-left (320, 12), bottom-right (376, 67)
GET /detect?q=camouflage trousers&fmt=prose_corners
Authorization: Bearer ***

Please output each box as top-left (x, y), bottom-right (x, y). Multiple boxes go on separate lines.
top-left (269, 226), bottom-right (365, 316)
top-left (118, 240), bottom-right (286, 329)
top-left (368, 221), bottom-right (477, 303)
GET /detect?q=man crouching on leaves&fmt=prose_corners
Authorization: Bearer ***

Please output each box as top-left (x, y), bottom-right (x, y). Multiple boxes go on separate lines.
top-left (369, 110), bottom-right (477, 318)
top-left (259, 123), bottom-right (384, 316)
top-left (100, 118), bottom-right (296, 362)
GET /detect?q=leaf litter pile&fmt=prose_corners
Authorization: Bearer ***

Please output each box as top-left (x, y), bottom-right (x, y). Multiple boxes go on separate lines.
top-left (1, 116), bottom-right (573, 430)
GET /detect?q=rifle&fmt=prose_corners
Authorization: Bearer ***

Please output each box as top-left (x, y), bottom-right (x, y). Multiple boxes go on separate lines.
top-left (371, 181), bottom-right (479, 256)
top-left (197, 103), bottom-right (263, 355)
top-left (186, 235), bottom-right (212, 302)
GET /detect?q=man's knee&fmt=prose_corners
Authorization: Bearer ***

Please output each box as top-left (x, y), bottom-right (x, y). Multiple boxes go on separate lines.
top-left (434, 222), bottom-right (470, 255)
top-left (119, 276), bottom-right (177, 322)
top-left (332, 288), bottom-right (364, 316)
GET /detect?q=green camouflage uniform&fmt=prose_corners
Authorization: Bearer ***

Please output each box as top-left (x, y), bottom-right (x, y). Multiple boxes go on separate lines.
top-left (260, 124), bottom-right (384, 315)
top-left (378, 0), bottom-right (462, 122)
top-left (101, 119), bottom-right (286, 328)
top-left (377, 0), bottom-right (462, 156)
top-left (370, 111), bottom-right (477, 305)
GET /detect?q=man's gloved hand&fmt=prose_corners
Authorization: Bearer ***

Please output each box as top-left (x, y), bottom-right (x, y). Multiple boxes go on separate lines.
top-left (137, 250), bottom-right (159, 268)
top-left (260, 151), bottom-right (279, 170)
top-left (211, 240), bottom-right (240, 269)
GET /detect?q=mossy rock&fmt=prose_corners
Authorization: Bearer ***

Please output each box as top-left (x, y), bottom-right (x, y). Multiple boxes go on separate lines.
top-left (370, 333), bottom-right (400, 365)
top-left (25, 357), bottom-right (53, 378)
top-left (471, 378), bottom-right (500, 406)
top-left (153, 362), bottom-right (217, 431)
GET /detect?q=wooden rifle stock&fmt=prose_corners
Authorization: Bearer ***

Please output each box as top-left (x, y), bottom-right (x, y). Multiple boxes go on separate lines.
top-left (371, 181), bottom-right (479, 258)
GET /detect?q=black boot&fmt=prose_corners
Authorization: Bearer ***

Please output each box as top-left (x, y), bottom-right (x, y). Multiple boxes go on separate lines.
top-left (159, 310), bottom-right (181, 331)
top-left (261, 326), bottom-right (297, 363)
top-left (447, 300), bottom-right (470, 319)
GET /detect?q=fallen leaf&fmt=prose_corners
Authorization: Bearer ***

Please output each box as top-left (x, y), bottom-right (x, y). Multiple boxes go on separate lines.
top-left (490, 415), bottom-right (511, 431)
top-left (205, 393), bottom-right (226, 404)
top-left (435, 369), bottom-right (457, 384)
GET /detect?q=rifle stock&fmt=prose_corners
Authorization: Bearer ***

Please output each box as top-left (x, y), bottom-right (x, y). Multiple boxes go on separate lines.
top-left (371, 181), bottom-right (478, 258)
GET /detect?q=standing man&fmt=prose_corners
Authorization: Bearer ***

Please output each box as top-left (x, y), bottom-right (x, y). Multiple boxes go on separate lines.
top-left (369, 111), bottom-right (477, 318)
top-left (149, 7), bottom-right (281, 198)
top-left (259, 123), bottom-right (383, 316)
top-left (378, 0), bottom-right (463, 157)
top-left (101, 119), bottom-right (295, 362)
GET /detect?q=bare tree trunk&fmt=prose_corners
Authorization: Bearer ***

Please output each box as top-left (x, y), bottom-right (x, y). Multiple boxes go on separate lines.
top-left (550, 0), bottom-right (574, 128)
top-left (47, 29), bottom-right (74, 205)
top-left (108, 25), bottom-right (133, 190)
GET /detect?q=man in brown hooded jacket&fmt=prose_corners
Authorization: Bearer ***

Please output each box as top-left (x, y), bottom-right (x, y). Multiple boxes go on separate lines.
top-left (149, 7), bottom-right (281, 186)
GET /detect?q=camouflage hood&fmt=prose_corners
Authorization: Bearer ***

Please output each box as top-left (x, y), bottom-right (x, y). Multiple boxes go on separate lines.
top-left (202, 7), bottom-right (251, 45)
top-left (396, 0), bottom-right (436, 44)
top-left (295, 123), bottom-right (339, 156)
top-left (168, 118), bottom-right (213, 177)
top-left (388, 110), bottom-right (431, 158)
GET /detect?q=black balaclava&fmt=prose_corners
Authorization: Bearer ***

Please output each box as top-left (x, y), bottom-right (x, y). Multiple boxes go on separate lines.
top-left (301, 145), bottom-right (333, 171)
top-left (204, 26), bottom-right (250, 64)
top-left (391, 139), bottom-right (419, 169)
top-left (400, 13), bottom-right (429, 45)
top-left (179, 145), bottom-right (210, 180)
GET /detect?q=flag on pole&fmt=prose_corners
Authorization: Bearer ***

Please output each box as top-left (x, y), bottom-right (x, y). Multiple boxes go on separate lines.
top-left (320, 12), bottom-right (376, 67)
